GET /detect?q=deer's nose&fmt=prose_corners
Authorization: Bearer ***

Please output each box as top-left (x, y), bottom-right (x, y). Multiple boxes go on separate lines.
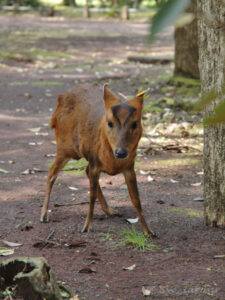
top-left (115, 147), bottom-right (128, 159)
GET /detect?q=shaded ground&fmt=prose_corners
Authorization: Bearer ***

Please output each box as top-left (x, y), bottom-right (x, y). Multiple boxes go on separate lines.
top-left (0, 14), bottom-right (224, 299)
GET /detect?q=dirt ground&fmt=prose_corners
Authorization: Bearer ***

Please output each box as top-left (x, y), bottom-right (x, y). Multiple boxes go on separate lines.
top-left (0, 14), bottom-right (225, 300)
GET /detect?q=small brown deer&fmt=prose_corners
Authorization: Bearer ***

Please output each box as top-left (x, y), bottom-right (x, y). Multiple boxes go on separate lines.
top-left (41, 83), bottom-right (155, 236)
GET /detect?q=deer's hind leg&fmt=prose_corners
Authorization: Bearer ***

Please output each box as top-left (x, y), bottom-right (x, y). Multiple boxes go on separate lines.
top-left (40, 153), bottom-right (69, 222)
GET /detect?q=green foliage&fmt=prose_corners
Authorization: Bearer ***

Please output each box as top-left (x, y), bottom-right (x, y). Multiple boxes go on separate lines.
top-left (1, 0), bottom-right (40, 7)
top-left (150, 0), bottom-right (191, 40)
top-left (167, 75), bottom-right (200, 100)
top-left (101, 227), bottom-right (112, 242)
top-left (63, 158), bottom-right (88, 174)
top-left (47, 158), bottom-right (88, 175)
top-left (168, 76), bottom-right (200, 87)
top-left (119, 225), bottom-right (158, 251)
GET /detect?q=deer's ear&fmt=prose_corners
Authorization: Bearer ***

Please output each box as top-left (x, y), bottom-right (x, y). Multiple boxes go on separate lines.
top-left (103, 84), bottom-right (121, 110)
top-left (127, 95), bottom-right (144, 115)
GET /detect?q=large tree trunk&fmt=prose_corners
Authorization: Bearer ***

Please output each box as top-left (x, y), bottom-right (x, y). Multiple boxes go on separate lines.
top-left (174, 0), bottom-right (199, 78)
top-left (198, 0), bottom-right (225, 227)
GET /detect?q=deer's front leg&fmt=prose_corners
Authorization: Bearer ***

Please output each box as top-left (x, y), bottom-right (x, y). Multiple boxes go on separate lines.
top-left (81, 168), bottom-right (100, 233)
top-left (124, 166), bottom-right (156, 237)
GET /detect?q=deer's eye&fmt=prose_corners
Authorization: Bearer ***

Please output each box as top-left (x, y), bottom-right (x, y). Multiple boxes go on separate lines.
top-left (108, 121), bottom-right (113, 128)
top-left (131, 121), bottom-right (138, 130)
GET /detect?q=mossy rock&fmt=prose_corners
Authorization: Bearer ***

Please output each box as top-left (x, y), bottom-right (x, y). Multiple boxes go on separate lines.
top-left (0, 257), bottom-right (62, 300)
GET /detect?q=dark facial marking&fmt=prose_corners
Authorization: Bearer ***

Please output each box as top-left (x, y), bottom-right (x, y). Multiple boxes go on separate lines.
top-left (111, 104), bottom-right (136, 126)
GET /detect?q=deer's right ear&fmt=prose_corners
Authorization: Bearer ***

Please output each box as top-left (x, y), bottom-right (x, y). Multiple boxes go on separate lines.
top-left (103, 84), bottom-right (121, 110)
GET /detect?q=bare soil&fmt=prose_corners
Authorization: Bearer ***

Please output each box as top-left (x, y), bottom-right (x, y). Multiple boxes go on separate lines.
top-left (0, 14), bottom-right (224, 300)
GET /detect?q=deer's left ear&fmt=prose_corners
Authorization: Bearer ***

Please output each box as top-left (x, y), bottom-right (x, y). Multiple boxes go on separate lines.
top-left (128, 95), bottom-right (144, 115)
top-left (103, 84), bottom-right (121, 110)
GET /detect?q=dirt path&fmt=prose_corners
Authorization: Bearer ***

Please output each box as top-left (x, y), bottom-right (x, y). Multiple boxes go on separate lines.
top-left (0, 14), bottom-right (224, 299)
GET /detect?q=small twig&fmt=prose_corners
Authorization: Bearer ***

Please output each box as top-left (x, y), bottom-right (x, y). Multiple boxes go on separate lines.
top-left (46, 229), bottom-right (55, 241)
top-left (54, 201), bottom-right (89, 207)
top-left (5, 287), bottom-right (13, 300)
top-left (118, 92), bottom-right (128, 101)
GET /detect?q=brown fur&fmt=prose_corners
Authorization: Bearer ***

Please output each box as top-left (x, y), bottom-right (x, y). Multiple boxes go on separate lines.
top-left (40, 83), bottom-right (155, 236)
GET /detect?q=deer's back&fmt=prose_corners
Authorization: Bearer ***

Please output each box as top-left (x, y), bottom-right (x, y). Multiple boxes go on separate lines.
top-left (52, 83), bottom-right (104, 159)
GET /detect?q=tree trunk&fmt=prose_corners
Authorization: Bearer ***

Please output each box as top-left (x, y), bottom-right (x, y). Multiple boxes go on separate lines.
top-left (174, 0), bottom-right (199, 78)
top-left (198, 0), bottom-right (225, 227)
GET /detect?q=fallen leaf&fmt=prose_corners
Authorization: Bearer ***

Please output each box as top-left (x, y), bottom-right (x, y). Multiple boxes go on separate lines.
top-left (8, 160), bottom-right (15, 164)
top-left (193, 196), bottom-right (204, 202)
top-left (24, 92), bottom-right (32, 98)
top-left (123, 264), bottom-right (136, 271)
top-left (170, 179), bottom-right (179, 183)
top-left (69, 295), bottom-right (80, 300)
top-left (213, 255), bottom-right (225, 259)
top-left (147, 175), bottom-right (154, 182)
top-left (45, 153), bottom-right (56, 157)
top-left (35, 132), bottom-right (48, 136)
top-left (140, 170), bottom-right (150, 175)
top-left (197, 171), bottom-right (204, 175)
top-left (78, 267), bottom-right (96, 273)
top-left (67, 240), bottom-right (87, 248)
top-left (28, 127), bottom-right (41, 133)
top-left (191, 182), bottom-right (201, 186)
top-left (0, 168), bottom-right (9, 174)
top-left (181, 130), bottom-right (190, 137)
top-left (157, 200), bottom-right (165, 205)
top-left (126, 218), bottom-right (138, 224)
top-left (0, 248), bottom-right (15, 256)
top-left (21, 169), bottom-right (33, 175)
top-left (68, 186), bottom-right (78, 191)
top-left (142, 286), bottom-right (151, 296)
top-left (59, 285), bottom-right (73, 298)
top-left (1, 240), bottom-right (23, 247)
top-left (33, 168), bottom-right (45, 173)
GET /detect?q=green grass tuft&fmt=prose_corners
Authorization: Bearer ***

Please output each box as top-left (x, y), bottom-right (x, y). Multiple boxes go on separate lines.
top-left (46, 158), bottom-right (88, 175)
top-left (119, 225), bottom-right (158, 251)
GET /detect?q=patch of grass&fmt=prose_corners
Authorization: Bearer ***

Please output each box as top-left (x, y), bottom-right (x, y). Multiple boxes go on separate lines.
top-left (176, 85), bottom-right (200, 97)
top-left (186, 210), bottom-right (203, 217)
top-left (169, 76), bottom-right (201, 87)
top-left (168, 207), bottom-right (203, 218)
top-left (101, 228), bottom-right (112, 242)
top-left (27, 49), bottom-right (71, 59)
top-left (143, 103), bottom-right (164, 113)
top-left (46, 158), bottom-right (88, 175)
top-left (119, 225), bottom-right (159, 251)
top-left (168, 207), bottom-right (185, 214)
top-left (31, 81), bottom-right (63, 86)
top-left (166, 76), bottom-right (201, 98)
top-left (10, 81), bottom-right (63, 86)
top-left (58, 65), bottom-right (76, 71)
top-left (0, 50), bottom-right (23, 60)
